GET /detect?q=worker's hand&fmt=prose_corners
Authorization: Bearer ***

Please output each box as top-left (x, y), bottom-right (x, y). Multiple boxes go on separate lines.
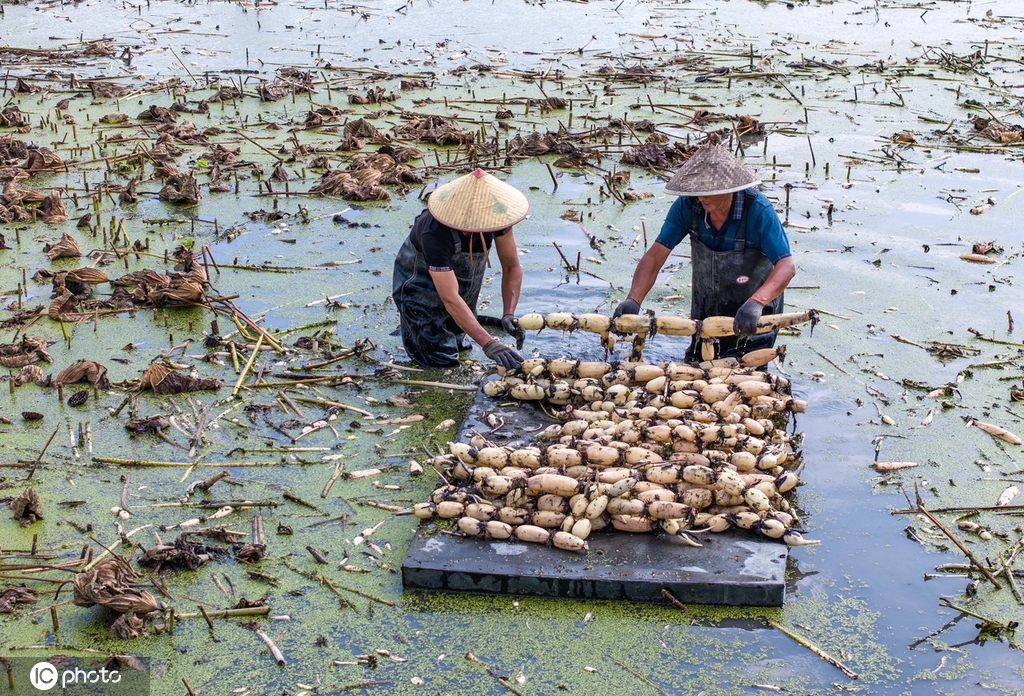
top-left (612, 298), bottom-right (641, 319)
top-left (733, 299), bottom-right (764, 337)
top-left (501, 313), bottom-right (518, 335)
top-left (483, 340), bottom-right (523, 370)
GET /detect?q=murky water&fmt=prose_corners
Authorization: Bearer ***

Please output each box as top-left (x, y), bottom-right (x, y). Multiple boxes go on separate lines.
top-left (2, 0), bottom-right (1024, 693)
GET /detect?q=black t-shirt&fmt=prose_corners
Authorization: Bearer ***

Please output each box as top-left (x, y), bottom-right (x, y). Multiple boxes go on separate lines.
top-left (408, 210), bottom-right (508, 272)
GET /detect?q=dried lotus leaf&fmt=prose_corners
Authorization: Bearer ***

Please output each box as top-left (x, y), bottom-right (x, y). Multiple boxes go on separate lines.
top-left (0, 585), bottom-right (37, 613)
top-left (112, 269), bottom-right (170, 287)
top-left (150, 280), bottom-right (205, 305)
top-left (0, 351), bottom-right (46, 368)
top-left (138, 362), bottom-right (172, 391)
top-left (109, 613), bottom-right (147, 640)
top-left (101, 590), bottom-right (159, 616)
top-left (9, 486), bottom-right (43, 525)
top-left (66, 267), bottom-right (109, 284)
top-left (72, 570), bottom-right (100, 607)
top-left (158, 170), bottom-right (201, 205)
top-left (44, 232), bottom-right (81, 260)
top-left (124, 415), bottom-right (171, 433)
top-left (151, 371), bottom-right (221, 395)
top-left (47, 289), bottom-right (79, 318)
top-left (14, 364), bottom-right (46, 386)
top-left (55, 359), bottom-right (110, 388)
top-left (38, 189), bottom-right (68, 223)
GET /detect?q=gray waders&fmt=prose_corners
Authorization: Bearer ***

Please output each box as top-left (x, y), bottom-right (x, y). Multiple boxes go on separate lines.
top-left (392, 227), bottom-right (487, 367)
top-left (686, 190), bottom-right (784, 362)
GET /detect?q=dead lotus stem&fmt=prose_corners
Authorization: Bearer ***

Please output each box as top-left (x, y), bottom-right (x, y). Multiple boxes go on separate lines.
top-left (290, 395), bottom-right (375, 418)
top-left (938, 598), bottom-right (1015, 631)
top-left (767, 620), bottom-right (858, 680)
top-left (209, 298), bottom-right (285, 353)
top-left (254, 627), bottom-right (286, 667)
top-left (465, 652), bottom-right (525, 696)
top-left (998, 551), bottom-right (1023, 605)
top-left (610, 657), bottom-right (669, 695)
top-left (391, 378), bottom-right (478, 392)
top-left (93, 456), bottom-right (283, 467)
top-left (320, 577), bottom-right (395, 606)
top-left (322, 461), bottom-right (345, 498)
top-left (232, 333), bottom-right (265, 396)
top-left (915, 486), bottom-right (1001, 589)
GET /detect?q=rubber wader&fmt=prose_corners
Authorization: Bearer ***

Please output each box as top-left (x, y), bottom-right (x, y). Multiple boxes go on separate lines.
top-left (393, 226), bottom-right (487, 367)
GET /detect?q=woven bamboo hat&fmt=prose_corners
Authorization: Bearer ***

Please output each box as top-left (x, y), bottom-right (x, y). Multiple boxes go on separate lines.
top-left (665, 136), bottom-right (760, 197)
top-left (428, 169), bottom-right (529, 233)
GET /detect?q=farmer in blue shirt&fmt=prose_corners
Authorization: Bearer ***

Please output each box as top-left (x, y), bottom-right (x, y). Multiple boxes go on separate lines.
top-left (392, 169), bottom-right (526, 370)
top-left (614, 136), bottom-right (795, 362)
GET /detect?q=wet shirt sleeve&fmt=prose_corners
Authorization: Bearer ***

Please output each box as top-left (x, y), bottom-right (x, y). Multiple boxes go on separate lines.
top-left (746, 194), bottom-right (792, 263)
top-left (654, 197), bottom-right (693, 250)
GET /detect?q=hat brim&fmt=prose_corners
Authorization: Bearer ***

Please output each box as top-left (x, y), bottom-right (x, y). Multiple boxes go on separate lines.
top-left (427, 170), bottom-right (529, 233)
top-left (665, 179), bottom-right (761, 197)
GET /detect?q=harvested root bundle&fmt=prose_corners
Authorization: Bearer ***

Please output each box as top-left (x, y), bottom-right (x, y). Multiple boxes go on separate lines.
top-left (699, 310), bottom-right (818, 338)
top-left (516, 311), bottom-right (817, 339)
top-left (420, 345), bottom-right (815, 551)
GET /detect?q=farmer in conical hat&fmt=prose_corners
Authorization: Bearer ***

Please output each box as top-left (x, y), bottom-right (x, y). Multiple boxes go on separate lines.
top-left (392, 168), bottom-right (528, 369)
top-left (613, 135), bottom-right (795, 361)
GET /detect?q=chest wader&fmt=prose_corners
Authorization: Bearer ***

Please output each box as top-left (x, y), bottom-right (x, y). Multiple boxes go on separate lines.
top-left (392, 228), bottom-right (487, 367)
top-left (686, 190), bottom-right (784, 362)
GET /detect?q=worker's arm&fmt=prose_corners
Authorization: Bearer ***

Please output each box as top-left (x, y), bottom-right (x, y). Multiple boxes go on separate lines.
top-left (749, 255), bottom-right (795, 306)
top-left (494, 229), bottom-right (522, 316)
top-left (624, 241), bottom-right (672, 305)
top-left (428, 269), bottom-right (493, 348)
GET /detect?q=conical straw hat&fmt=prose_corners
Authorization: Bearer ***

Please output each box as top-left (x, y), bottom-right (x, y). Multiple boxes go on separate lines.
top-left (665, 137), bottom-right (760, 197)
top-left (428, 169), bottom-right (529, 233)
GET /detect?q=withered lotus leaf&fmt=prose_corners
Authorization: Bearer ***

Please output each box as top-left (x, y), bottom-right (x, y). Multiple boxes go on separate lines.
top-left (124, 415), bottom-right (172, 433)
top-left (0, 585), bottom-right (37, 613)
top-left (38, 189), bottom-right (68, 223)
top-left (0, 340), bottom-right (52, 367)
top-left (66, 267), bottom-right (109, 284)
top-left (112, 269), bottom-right (170, 288)
top-left (9, 486), bottom-right (43, 525)
top-left (55, 359), bottom-right (110, 388)
top-left (14, 364), bottom-right (46, 386)
top-left (47, 289), bottom-right (79, 319)
top-left (109, 613), bottom-right (147, 640)
top-left (43, 232), bottom-right (81, 260)
top-left (138, 362), bottom-right (172, 391)
top-left (149, 280), bottom-right (205, 305)
top-left (152, 371), bottom-right (221, 395)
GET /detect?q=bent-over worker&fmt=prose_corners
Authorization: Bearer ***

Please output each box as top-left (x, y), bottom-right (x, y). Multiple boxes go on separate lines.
top-left (614, 136), bottom-right (795, 361)
top-left (392, 168), bottom-right (527, 370)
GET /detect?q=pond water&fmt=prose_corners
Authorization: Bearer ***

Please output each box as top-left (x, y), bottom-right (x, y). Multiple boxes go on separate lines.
top-left (1, 0), bottom-right (1023, 694)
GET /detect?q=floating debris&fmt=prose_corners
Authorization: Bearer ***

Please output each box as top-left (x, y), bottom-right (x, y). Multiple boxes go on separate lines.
top-left (9, 486), bottom-right (43, 526)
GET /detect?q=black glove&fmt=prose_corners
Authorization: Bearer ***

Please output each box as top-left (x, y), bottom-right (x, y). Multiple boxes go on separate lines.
top-left (613, 298), bottom-right (641, 319)
top-left (501, 314), bottom-right (518, 335)
top-left (483, 340), bottom-right (523, 370)
top-left (733, 299), bottom-right (764, 337)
